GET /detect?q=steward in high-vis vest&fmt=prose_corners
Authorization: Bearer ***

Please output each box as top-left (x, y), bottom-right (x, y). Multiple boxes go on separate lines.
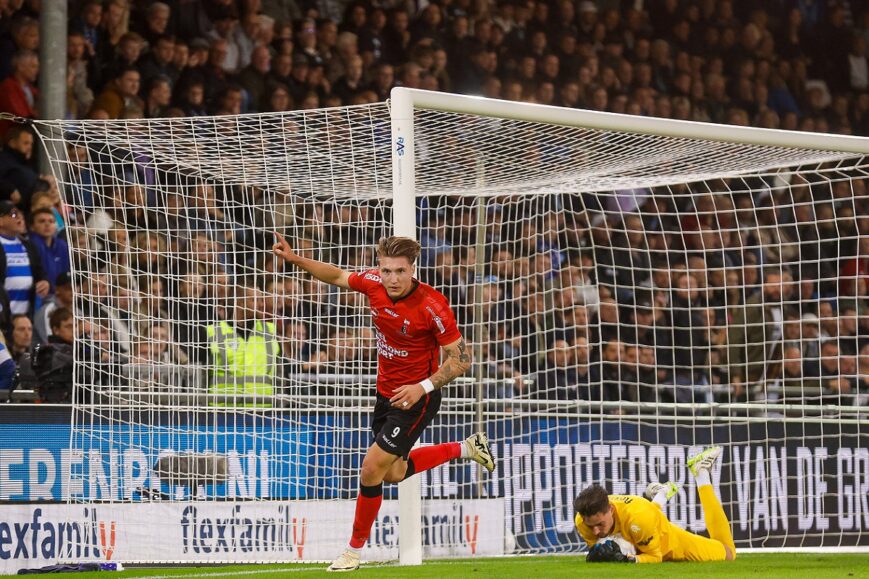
top-left (207, 291), bottom-right (280, 406)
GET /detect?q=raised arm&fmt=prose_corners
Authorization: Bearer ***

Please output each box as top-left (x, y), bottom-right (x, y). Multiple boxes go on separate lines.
top-left (272, 231), bottom-right (351, 290)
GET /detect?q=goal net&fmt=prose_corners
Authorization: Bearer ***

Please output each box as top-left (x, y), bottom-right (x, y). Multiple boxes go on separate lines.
top-left (30, 89), bottom-right (868, 567)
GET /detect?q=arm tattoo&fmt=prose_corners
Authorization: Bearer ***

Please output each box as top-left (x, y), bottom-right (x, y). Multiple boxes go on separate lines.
top-left (429, 339), bottom-right (472, 390)
top-left (456, 339), bottom-right (470, 364)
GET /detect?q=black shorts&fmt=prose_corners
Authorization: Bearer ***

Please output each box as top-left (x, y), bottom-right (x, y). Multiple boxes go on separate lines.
top-left (372, 391), bottom-right (442, 459)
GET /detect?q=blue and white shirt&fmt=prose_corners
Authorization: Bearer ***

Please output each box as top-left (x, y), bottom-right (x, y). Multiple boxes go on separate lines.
top-left (1, 234), bottom-right (33, 314)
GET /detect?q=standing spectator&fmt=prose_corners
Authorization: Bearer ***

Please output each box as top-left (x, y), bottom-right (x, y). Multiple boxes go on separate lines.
top-left (27, 207), bottom-right (70, 292)
top-left (0, 201), bottom-right (48, 317)
top-left (0, 50), bottom-right (39, 138)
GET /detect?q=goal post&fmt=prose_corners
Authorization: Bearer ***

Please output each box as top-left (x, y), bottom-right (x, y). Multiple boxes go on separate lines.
top-left (19, 91), bottom-right (869, 573)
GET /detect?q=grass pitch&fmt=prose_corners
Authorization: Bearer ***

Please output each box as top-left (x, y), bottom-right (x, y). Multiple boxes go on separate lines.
top-left (38, 553), bottom-right (869, 578)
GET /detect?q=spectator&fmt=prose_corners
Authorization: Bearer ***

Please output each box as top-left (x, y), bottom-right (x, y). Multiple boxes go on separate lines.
top-left (27, 207), bottom-right (69, 292)
top-left (47, 306), bottom-right (74, 346)
top-left (100, 31), bottom-right (145, 87)
top-left (0, 49), bottom-right (39, 137)
top-left (136, 1), bottom-right (172, 48)
top-left (90, 66), bottom-right (143, 119)
top-left (70, 1), bottom-right (104, 63)
top-left (728, 269), bottom-right (792, 401)
top-left (66, 32), bottom-right (95, 119)
top-left (573, 335), bottom-right (600, 401)
top-left (0, 15), bottom-right (39, 81)
top-left (8, 314), bottom-right (33, 363)
top-left (138, 34), bottom-right (179, 88)
top-left (534, 338), bottom-right (577, 400)
top-left (0, 201), bottom-right (48, 318)
top-left (206, 286), bottom-right (280, 405)
top-left (236, 44), bottom-right (271, 111)
top-left (143, 75), bottom-right (172, 118)
top-left (0, 333), bottom-right (13, 392)
top-left (0, 126), bottom-right (38, 207)
top-left (33, 271), bottom-right (72, 344)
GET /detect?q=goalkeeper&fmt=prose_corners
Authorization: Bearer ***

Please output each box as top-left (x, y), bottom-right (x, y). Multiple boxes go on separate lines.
top-left (575, 446), bottom-right (736, 563)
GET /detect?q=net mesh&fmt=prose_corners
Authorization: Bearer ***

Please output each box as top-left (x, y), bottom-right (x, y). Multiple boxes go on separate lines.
top-left (32, 101), bottom-right (869, 561)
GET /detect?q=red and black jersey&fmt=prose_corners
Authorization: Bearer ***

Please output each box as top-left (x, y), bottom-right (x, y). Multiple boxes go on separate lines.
top-left (348, 269), bottom-right (462, 397)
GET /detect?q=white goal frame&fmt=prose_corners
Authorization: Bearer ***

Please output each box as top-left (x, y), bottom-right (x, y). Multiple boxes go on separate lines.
top-left (389, 87), bottom-right (869, 564)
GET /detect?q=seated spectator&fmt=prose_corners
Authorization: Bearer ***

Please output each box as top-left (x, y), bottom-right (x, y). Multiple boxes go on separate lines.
top-left (33, 271), bottom-right (72, 344)
top-left (90, 66), bottom-right (144, 119)
top-left (0, 201), bottom-right (48, 317)
top-left (0, 49), bottom-right (39, 137)
top-left (47, 306), bottom-right (74, 346)
top-left (143, 75), bottom-right (172, 118)
top-left (534, 338), bottom-right (576, 400)
top-left (0, 126), bottom-right (38, 208)
top-left (573, 336), bottom-right (600, 401)
top-left (235, 44), bottom-right (271, 111)
top-left (8, 314), bottom-right (33, 363)
top-left (66, 32), bottom-right (94, 119)
top-left (99, 31), bottom-right (145, 86)
top-left (0, 334), bottom-right (13, 393)
top-left (27, 207), bottom-right (70, 292)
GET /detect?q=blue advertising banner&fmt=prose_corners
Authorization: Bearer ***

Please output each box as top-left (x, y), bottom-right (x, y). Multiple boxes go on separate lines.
top-left (0, 408), bottom-right (866, 549)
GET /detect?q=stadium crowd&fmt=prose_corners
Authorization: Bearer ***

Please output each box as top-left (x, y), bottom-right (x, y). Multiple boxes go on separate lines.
top-left (0, 0), bottom-right (865, 410)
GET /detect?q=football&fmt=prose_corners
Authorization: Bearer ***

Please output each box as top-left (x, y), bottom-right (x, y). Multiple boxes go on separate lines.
top-left (601, 533), bottom-right (637, 556)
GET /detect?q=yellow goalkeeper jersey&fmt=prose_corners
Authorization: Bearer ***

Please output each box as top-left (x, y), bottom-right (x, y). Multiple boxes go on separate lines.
top-left (575, 494), bottom-right (671, 564)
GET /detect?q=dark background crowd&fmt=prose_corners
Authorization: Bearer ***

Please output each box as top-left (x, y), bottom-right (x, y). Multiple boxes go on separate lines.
top-left (0, 0), bottom-right (865, 410)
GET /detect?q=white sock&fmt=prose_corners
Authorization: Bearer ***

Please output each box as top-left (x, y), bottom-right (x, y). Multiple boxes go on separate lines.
top-left (695, 469), bottom-right (711, 487)
top-left (459, 440), bottom-right (471, 459)
top-left (346, 544), bottom-right (361, 554)
top-left (652, 491), bottom-right (667, 508)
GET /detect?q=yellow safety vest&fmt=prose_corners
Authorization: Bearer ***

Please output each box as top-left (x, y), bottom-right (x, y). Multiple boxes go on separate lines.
top-left (207, 320), bottom-right (279, 406)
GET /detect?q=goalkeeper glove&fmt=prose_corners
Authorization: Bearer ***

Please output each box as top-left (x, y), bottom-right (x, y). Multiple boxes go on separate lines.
top-left (586, 540), bottom-right (634, 563)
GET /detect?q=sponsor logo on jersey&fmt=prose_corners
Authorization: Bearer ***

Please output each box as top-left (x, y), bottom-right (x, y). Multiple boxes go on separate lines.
top-left (630, 524), bottom-right (641, 535)
top-left (364, 273), bottom-right (382, 282)
top-left (375, 330), bottom-right (408, 359)
top-left (426, 306), bottom-right (446, 333)
top-left (384, 308), bottom-right (399, 317)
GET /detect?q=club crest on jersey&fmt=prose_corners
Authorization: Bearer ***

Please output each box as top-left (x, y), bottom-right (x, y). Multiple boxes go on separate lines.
top-left (426, 306), bottom-right (446, 333)
top-left (400, 319), bottom-right (410, 335)
top-left (384, 308), bottom-right (399, 317)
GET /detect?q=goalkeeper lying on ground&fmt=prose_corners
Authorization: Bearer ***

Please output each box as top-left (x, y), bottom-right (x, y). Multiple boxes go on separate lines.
top-left (574, 446), bottom-right (736, 563)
